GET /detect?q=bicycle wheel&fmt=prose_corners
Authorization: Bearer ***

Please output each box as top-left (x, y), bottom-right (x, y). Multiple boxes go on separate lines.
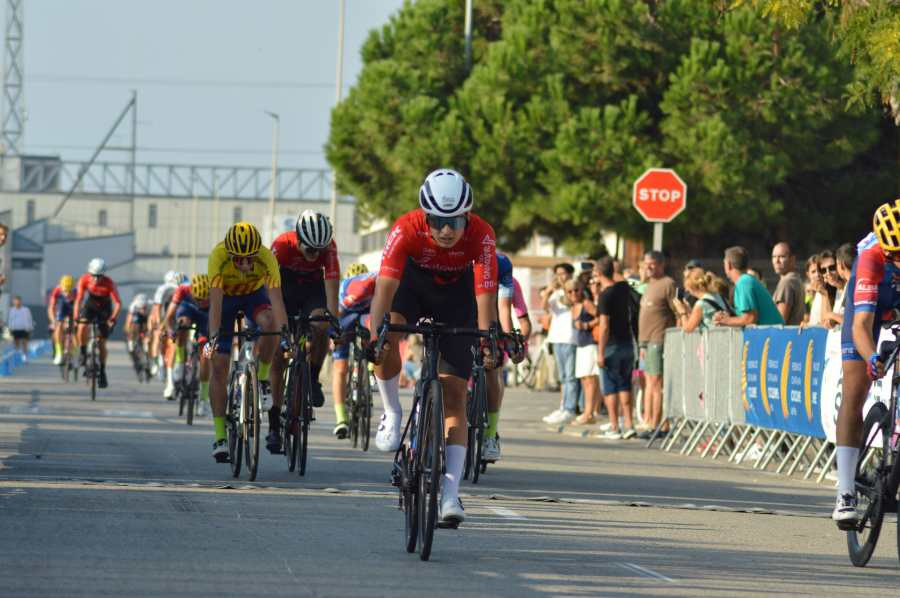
top-left (418, 379), bottom-right (444, 561)
top-left (847, 402), bottom-right (889, 567)
top-left (60, 354), bottom-right (69, 382)
top-left (402, 444), bottom-right (418, 553)
top-left (360, 364), bottom-right (372, 452)
top-left (228, 370), bottom-right (243, 478)
top-left (463, 390), bottom-right (476, 481)
top-left (348, 349), bottom-right (360, 449)
top-left (244, 366), bottom-right (261, 481)
top-left (89, 341), bottom-right (98, 401)
top-left (283, 367), bottom-right (298, 472)
top-left (472, 383), bottom-right (486, 484)
top-left (298, 361), bottom-right (311, 476)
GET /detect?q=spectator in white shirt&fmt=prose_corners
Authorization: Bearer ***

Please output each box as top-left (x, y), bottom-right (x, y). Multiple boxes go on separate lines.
top-left (540, 262), bottom-right (582, 424)
top-left (7, 296), bottom-right (34, 361)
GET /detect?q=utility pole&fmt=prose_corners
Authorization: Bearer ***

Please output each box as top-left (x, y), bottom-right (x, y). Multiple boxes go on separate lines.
top-left (2, 0), bottom-right (24, 155)
top-left (464, 0), bottom-right (473, 72)
top-left (264, 111), bottom-right (279, 244)
top-left (129, 89), bottom-right (137, 233)
top-left (329, 0), bottom-right (345, 226)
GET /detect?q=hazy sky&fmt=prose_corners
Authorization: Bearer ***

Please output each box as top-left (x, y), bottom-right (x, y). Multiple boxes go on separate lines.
top-left (12, 0), bottom-right (406, 170)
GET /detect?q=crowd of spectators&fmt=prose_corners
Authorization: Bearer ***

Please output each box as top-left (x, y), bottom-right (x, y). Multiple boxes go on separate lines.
top-left (535, 239), bottom-right (858, 439)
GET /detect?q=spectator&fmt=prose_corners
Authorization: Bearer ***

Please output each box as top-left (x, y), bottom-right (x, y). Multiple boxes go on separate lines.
top-left (399, 333), bottom-right (422, 388)
top-left (821, 247), bottom-right (849, 329)
top-left (747, 267), bottom-right (765, 284)
top-left (678, 259), bottom-right (703, 310)
top-left (593, 257), bottom-right (636, 439)
top-left (570, 280), bottom-right (600, 425)
top-left (0, 223), bottom-right (7, 288)
top-left (814, 249), bottom-right (838, 327)
top-left (680, 269), bottom-right (731, 332)
top-left (7, 295), bottom-right (33, 361)
top-left (637, 250), bottom-right (678, 438)
top-left (714, 246), bottom-right (785, 327)
top-left (806, 253), bottom-right (824, 325)
top-left (541, 262), bottom-right (581, 424)
top-left (771, 242), bottom-right (806, 325)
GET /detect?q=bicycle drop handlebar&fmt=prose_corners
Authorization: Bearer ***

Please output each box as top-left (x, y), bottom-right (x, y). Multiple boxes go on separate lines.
top-left (373, 314), bottom-right (500, 361)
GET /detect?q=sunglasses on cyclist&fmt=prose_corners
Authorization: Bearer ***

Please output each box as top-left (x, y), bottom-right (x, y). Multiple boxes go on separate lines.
top-left (426, 214), bottom-right (467, 231)
top-left (230, 254), bottom-right (257, 266)
top-left (300, 244), bottom-right (321, 256)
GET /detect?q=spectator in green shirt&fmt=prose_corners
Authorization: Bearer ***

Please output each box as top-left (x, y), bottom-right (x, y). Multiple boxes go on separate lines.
top-left (714, 246), bottom-right (785, 327)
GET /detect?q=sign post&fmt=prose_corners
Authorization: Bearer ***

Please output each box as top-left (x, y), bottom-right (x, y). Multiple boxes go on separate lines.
top-left (632, 168), bottom-right (687, 251)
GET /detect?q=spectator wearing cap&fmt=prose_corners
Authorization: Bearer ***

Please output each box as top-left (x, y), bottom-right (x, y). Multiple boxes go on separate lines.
top-left (715, 246), bottom-right (784, 327)
top-left (637, 251), bottom-right (678, 438)
top-left (771, 242), bottom-right (806, 326)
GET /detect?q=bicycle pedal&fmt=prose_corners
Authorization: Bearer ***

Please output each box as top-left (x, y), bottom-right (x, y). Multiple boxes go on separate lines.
top-left (836, 519), bottom-right (860, 532)
top-left (437, 521), bottom-right (459, 530)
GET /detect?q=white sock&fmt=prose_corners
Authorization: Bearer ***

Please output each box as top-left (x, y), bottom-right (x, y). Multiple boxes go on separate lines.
top-left (836, 445), bottom-right (859, 497)
top-left (443, 444), bottom-right (466, 501)
top-left (376, 374), bottom-right (402, 420)
top-left (166, 367), bottom-right (174, 385)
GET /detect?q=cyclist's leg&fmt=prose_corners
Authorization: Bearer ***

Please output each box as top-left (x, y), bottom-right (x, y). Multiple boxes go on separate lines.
top-left (331, 312), bottom-right (358, 430)
top-left (271, 273), bottom-right (300, 415)
top-left (210, 295), bottom-right (239, 453)
top-left (246, 288), bottom-right (278, 381)
top-left (486, 366), bottom-right (503, 439)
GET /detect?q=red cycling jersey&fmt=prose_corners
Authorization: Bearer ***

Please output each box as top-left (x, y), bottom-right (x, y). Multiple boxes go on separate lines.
top-left (851, 232), bottom-right (900, 314)
top-left (379, 210), bottom-right (498, 295)
top-left (75, 273), bottom-right (121, 306)
top-left (172, 283), bottom-right (210, 309)
top-left (48, 286), bottom-right (75, 311)
top-left (271, 232), bottom-right (340, 281)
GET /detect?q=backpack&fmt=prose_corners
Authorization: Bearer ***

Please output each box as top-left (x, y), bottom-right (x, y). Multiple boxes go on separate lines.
top-left (701, 294), bottom-right (736, 317)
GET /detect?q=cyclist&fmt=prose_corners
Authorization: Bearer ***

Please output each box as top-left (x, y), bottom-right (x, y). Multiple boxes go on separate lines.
top-left (74, 258), bottom-right (122, 389)
top-left (482, 253), bottom-right (532, 462)
top-left (369, 168), bottom-right (499, 525)
top-left (165, 274), bottom-right (212, 417)
top-left (833, 200), bottom-right (900, 527)
top-left (124, 293), bottom-right (151, 354)
top-left (331, 262), bottom-right (377, 439)
top-left (267, 210), bottom-right (340, 454)
top-left (151, 270), bottom-right (185, 399)
top-left (48, 274), bottom-right (76, 365)
top-left (204, 222), bottom-right (288, 463)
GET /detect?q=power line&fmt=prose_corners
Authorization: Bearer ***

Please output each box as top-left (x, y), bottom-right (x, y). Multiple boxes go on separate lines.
top-left (27, 73), bottom-right (342, 89)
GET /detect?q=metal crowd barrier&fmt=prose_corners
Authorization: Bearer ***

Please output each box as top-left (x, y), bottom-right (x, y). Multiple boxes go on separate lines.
top-left (657, 326), bottom-right (838, 484)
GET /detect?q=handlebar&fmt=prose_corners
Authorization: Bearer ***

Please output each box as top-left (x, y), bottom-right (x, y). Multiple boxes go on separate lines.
top-left (290, 311), bottom-right (342, 340)
top-left (373, 315), bottom-right (501, 362)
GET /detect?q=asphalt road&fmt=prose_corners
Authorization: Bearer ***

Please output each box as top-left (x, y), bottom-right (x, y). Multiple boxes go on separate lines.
top-left (1, 344), bottom-right (899, 597)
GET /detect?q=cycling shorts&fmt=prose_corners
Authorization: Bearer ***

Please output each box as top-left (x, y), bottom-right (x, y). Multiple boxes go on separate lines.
top-left (391, 259), bottom-right (477, 380)
top-left (333, 311), bottom-right (371, 361)
top-left (79, 296), bottom-right (113, 339)
top-left (175, 301), bottom-right (209, 342)
top-left (55, 300), bottom-right (74, 323)
top-left (281, 268), bottom-right (327, 323)
top-left (216, 287), bottom-right (271, 354)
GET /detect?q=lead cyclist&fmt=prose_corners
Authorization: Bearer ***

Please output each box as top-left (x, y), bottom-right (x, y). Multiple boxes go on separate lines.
top-left (833, 199), bottom-right (900, 528)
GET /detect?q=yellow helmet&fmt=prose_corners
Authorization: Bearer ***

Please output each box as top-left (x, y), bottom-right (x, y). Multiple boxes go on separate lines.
top-left (873, 199), bottom-right (900, 252)
top-left (344, 262), bottom-right (369, 278)
top-left (191, 274), bottom-right (210, 301)
top-left (224, 222), bottom-right (261, 257)
top-left (59, 274), bottom-right (74, 293)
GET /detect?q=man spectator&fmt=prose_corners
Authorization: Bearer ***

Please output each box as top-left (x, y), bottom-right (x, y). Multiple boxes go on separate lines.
top-left (7, 295), bottom-right (33, 361)
top-left (715, 246), bottom-right (785, 327)
top-left (541, 262), bottom-right (581, 424)
top-left (771, 242), bottom-right (805, 325)
top-left (637, 251), bottom-right (678, 438)
top-left (594, 257), bottom-right (636, 439)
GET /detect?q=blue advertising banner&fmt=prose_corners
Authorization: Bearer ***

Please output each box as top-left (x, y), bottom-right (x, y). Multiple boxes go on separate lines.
top-left (742, 327), bottom-right (827, 438)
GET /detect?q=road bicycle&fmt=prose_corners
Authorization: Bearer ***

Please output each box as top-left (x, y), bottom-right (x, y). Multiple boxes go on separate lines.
top-left (223, 322), bottom-right (282, 481)
top-left (343, 315), bottom-right (374, 451)
top-left (464, 330), bottom-right (523, 484)
top-left (77, 318), bottom-right (102, 401)
top-left (128, 326), bottom-right (153, 383)
top-left (281, 311), bottom-right (341, 476)
top-left (845, 322), bottom-right (900, 567)
top-left (174, 324), bottom-right (200, 425)
top-left (378, 315), bottom-right (498, 561)
top-left (59, 319), bottom-right (78, 383)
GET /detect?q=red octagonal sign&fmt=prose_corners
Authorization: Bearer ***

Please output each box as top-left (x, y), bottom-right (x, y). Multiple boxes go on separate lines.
top-left (633, 168), bottom-right (687, 223)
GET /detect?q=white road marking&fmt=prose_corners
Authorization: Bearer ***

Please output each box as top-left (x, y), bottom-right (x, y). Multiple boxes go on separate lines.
top-left (619, 562), bottom-right (677, 583)
top-left (100, 410), bottom-right (154, 418)
top-left (486, 506), bottom-right (527, 520)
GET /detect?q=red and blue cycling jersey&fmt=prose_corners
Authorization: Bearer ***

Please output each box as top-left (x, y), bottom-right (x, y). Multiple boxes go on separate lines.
top-left (338, 272), bottom-right (376, 315)
top-left (841, 232), bottom-right (900, 360)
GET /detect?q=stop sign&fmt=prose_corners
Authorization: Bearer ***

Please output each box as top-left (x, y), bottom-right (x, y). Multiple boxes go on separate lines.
top-left (633, 168), bottom-right (687, 223)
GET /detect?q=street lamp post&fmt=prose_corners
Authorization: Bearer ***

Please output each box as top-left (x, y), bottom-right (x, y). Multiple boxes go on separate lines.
top-left (265, 111), bottom-right (280, 243)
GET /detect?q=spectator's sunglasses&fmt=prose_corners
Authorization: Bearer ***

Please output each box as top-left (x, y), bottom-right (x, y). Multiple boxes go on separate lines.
top-left (426, 214), bottom-right (467, 231)
top-left (818, 263), bottom-right (837, 275)
top-left (230, 254), bottom-right (257, 266)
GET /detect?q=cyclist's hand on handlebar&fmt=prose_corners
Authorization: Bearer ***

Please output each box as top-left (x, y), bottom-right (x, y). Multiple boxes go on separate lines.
top-left (204, 335), bottom-right (218, 359)
top-left (366, 339), bottom-right (389, 365)
top-left (867, 353), bottom-right (886, 381)
top-left (481, 338), bottom-right (499, 370)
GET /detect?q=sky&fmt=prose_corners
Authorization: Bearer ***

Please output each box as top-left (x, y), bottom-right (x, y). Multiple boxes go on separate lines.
top-left (11, 0), bottom-right (406, 170)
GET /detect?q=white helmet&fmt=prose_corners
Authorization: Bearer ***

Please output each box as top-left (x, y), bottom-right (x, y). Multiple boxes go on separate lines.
top-left (295, 209), bottom-right (333, 249)
top-left (134, 293), bottom-right (149, 309)
top-left (87, 258), bottom-right (106, 276)
top-left (164, 270), bottom-right (183, 286)
top-left (418, 169), bottom-right (473, 217)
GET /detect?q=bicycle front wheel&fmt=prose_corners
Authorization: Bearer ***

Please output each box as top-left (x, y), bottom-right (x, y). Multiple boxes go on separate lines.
top-left (228, 370), bottom-right (243, 478)
top-left (244, 367), bottom-right (261, 481)
top-left (89, 343), bottom-right (98, 401)
top-left (298, 361), bottom-right (311, 476)
top-left (847, 402), bottom-right (889, 567)
top-left (360, 363), bottom-right (373, 452)
top-left (418, 379), bottom-right (444, 561)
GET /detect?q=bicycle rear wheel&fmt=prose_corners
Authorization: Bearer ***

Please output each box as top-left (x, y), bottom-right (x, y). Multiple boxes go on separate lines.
top-left (402, 444), bottom-right (418, 553)
top-left (348, 350), bottom-right (360, 449)
top-left (244, 366), bottom-right (261, 481)
top-left (847, 402), bottom-right (889, 567)
top-left (228, 370), bottom-right (243, 477)
top-left (360, 364), bottom-right (372, 452)
top-left (418, 379), bottom-right (444, 561)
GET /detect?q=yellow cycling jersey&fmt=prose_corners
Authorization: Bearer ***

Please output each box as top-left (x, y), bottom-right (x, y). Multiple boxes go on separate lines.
top-left (208, 241), bottom-right (281, 296)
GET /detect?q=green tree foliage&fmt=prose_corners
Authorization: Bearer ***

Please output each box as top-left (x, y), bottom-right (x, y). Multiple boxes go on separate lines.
top-left (328, 0), bottom-right (893, 255)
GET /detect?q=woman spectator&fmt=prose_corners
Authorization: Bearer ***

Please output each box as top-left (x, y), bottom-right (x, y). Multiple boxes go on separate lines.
top-left (680, 270), bottom-right (731, 333)
top-left (813, 250), bottom-right (838, 327)
top-left (822, 244), bottom-right (854, 329)
top-left (541, 263), bottom-right (581, 424)
top-left (570, 280), bottom-right (600, 425)
top-left (805, 254), bottom-right (823, 325)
